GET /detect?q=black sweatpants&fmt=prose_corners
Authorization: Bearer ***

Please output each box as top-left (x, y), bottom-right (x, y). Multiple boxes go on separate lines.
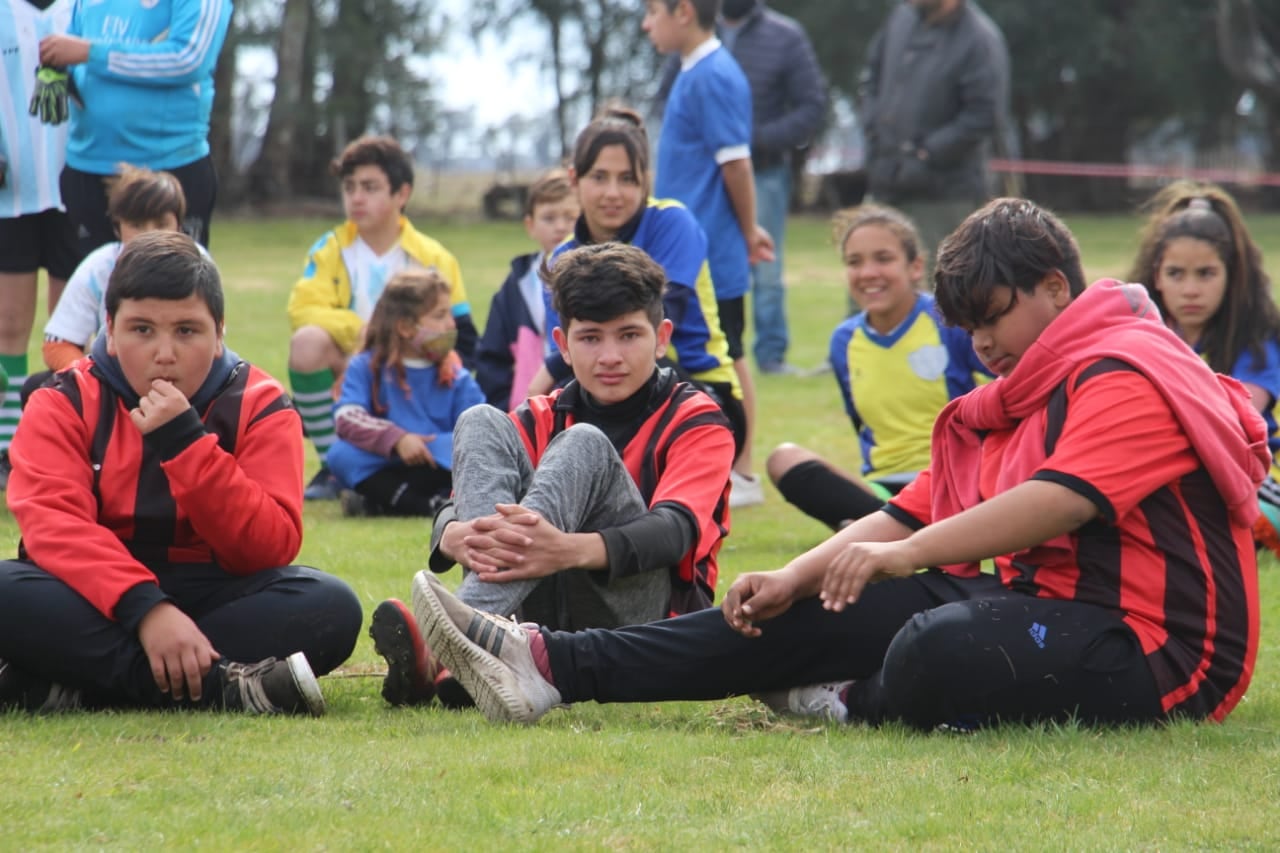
top-left (544, 571), bottom-right (1165, 730)
top-left (355, 465), bottom-right (453, 516)
top-left (60, 154), bottom-right (217, 255)
top-left (0, 560), bottom-right (362, 709)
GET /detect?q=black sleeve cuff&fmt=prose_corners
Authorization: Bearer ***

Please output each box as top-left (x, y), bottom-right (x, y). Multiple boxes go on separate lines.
top-left (142, 407), bottom-right (208, 461)
top-left (1031, 470), bottom-right (1116, 523)
top-left (114, 581), bottom-right (170, 633)
top-left (600, 503), bottom-right (698, 581)
top-left (881, 503), bottom-right (927, 531)
top-left (428, 501), bottom-right (459, 573)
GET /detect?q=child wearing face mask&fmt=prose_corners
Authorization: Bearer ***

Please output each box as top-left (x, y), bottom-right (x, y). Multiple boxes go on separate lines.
top-left (325, 269), bottom-right (485, 517)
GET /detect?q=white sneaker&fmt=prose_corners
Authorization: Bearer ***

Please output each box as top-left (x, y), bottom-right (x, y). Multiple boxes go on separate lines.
top-left (729, 470), bottom-right (765, 508)
top-left (410, 571), bottom-right (562, 724)
top-left (754, 681), bottom-right (852, 723)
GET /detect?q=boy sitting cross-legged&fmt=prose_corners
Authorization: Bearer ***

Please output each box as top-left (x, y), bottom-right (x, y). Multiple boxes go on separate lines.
top-left (369, 242), bottom-right (736, 708)
top-left (0, 231), bottom-right (362, 715)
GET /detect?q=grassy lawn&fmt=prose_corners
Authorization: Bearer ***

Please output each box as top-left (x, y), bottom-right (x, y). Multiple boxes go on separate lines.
top-left (2, 210), bottom-right (1279, 849)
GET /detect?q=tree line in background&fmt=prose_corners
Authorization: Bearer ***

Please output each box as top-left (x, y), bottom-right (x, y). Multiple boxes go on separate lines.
top-left (210, 0), bottom-right (1280, 211)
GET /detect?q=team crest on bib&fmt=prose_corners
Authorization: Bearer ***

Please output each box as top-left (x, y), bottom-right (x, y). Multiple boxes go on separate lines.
top-left (906, 344), bottom-right (948, 381)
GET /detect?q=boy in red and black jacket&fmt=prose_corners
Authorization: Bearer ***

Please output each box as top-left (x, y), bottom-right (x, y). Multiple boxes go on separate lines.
top-left (369, 242), bottom-right (735, 708)
top-left (0, 231), bottom-right (362, 715)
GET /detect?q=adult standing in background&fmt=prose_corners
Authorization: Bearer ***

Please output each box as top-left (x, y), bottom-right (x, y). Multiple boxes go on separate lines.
top-left (38, 0), bottom-right (231, 253)
top-left (859, 0), bottom-right (1009, 261)
top-left (656, 1), bottom-right (827, 376)
top-left (719, 0), bottom-right (827, 375)
top-left (0, 0), bottom-right (78, 490)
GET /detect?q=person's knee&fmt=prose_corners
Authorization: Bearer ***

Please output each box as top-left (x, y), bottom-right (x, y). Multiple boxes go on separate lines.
top-left (766, 443), bottom-right (817, 486)
top-left (288, 326), bottom-right (343, 372)
top-left (456, 402), bottom-right (511, 436)
top-left (878, 602), bottom-right (977, 728)
top-left (291, 568), bottom-right (363, 676)
top-left (546, 422), bottom-right (612, 459)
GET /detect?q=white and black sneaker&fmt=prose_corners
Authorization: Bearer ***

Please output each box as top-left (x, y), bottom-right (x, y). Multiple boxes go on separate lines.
top-left (410, 571), bottom-right (561, 724)
top-left (220, 652), bottom-right (325, 716)
top-left (754, 682), bottom-right (851, 723)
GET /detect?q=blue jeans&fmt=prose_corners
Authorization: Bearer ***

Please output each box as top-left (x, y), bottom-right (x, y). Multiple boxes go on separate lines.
top-left (752, 164), bottom-right (790, 368)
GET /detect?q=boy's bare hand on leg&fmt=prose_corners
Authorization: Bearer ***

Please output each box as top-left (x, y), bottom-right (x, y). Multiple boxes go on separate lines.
top-left (137, 602), bottom-right (221, 702)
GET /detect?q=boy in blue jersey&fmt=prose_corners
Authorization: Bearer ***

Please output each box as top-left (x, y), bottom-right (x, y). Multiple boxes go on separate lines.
top-left (644, 0), bottom-right (774, 508)
top-left (287, 136), bottom-right (478, 500)
top-left (38, 0), bottom-right (231, 253)
top-left (1, 0), bottom-right (79, 490)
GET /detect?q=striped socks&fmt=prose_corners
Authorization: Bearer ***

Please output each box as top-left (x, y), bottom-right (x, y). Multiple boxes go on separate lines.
top-left (289, 367), bottom-right (336, 463)
top-left (0, 354), bottom-right (24, 454)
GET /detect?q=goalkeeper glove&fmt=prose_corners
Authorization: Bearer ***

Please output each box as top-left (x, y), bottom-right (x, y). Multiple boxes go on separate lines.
top-left (29, 66), bottom-right (71, 125)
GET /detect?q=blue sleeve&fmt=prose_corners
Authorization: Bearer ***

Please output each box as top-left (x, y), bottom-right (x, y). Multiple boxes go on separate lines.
top-left (449, 373), bottom-right (488, 425)
top-left (85, 0), bottom-right (231, 87)
top-left (829, 319), bottom-right (858, 429)
top-left (641, 205), bottom-right (708, 288)
top-left (691, 60), bottom-right (752, 154)
top-left (336, 353), bottom-right (375, 410)
top-left (940, 321), bottom-right (992, 398)
top-left (1231, 338), bottom-right (1280, 406)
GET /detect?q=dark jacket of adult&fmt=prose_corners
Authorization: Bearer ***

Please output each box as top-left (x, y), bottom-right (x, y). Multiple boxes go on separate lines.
top-left (655, 2), bottom-right (828, 170)
top-left (860, 0), bottom-right (1009, 205)
top-left (722, 1), bottom-right (828, 170)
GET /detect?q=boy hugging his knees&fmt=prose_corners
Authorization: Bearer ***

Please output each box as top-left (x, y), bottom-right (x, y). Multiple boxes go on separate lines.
top-left (0, 231), bottom-right (362, 716)
top-left (368, 242), bottom-right (735, 708)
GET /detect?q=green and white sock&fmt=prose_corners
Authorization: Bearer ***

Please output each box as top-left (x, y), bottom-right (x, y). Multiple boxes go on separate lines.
top-left (289, 367), bottom-right (336, 464)
top-left (0, 353), bottom-right (25, 454)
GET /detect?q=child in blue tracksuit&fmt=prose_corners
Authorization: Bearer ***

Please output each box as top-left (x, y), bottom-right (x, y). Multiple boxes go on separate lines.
top-left (326, 269), bottom-right (485, 517)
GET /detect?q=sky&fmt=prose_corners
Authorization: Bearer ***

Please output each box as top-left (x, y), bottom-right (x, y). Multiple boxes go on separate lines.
top-left (425, 5), bottom-right (557, 129)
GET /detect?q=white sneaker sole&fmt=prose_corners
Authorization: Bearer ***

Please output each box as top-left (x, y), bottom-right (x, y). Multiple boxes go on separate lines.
top-left (285, 651), bottom-right (326, 717)
top-left (411, 572), bottom-right (548, 724)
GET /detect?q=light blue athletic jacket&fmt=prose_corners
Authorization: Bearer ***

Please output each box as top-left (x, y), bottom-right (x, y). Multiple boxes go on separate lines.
top-left (66, 0), bottom-right (231, 173)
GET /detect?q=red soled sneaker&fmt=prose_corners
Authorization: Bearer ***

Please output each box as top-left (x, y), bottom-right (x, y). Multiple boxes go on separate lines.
top-left (369, 598), bottom-right (441, 706)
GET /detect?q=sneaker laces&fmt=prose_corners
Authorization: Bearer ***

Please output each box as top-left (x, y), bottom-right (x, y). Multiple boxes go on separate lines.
top-left (227, 657), bottom-right (282, 714)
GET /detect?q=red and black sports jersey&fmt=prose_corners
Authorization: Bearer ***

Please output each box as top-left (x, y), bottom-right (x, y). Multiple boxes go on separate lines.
top-left (512, 378), bottom-right (733, 603)
top-left (891, 359), bottom-right (1258, 722)
top-left (8, 358), bottom-right (305, 622)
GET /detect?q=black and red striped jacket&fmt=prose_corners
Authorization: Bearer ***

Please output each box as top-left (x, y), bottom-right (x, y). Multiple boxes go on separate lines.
top-left (9, 355), bottom-right (304, 629)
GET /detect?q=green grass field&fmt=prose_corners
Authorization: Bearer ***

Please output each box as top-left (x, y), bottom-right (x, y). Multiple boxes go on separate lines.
top-left (2, 212), bottom-right (1279, 849)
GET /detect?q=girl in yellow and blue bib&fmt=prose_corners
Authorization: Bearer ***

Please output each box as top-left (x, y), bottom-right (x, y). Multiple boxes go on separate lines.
top-left (768, 204), bottom-right (989, 530)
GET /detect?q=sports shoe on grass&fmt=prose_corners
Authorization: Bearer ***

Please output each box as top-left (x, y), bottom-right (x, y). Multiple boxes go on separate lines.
top-left (0, 449), bottom-right (11, 491)
top-left (754, 681), bottom-right (851, 723)
top-left (303, 466), bottom-right (341, 501)
top-left (220, 652), bottom-right (325, 716)
top-left (728, 470), bottom-right (765, 508)
top-left (369, 598), bottom-right (440, 706)
top-left (0, 658), bottom-right (81, 713)
top-left (410, 571), bottom-right (561, 724)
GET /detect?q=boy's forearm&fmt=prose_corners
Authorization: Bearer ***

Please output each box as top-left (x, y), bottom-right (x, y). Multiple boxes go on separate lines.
top-left (720, 158), bottom-right (759, 243)
top-left (781, 509), bottom-right (914, 596)
top-left (900, 479), bottom-right (1099, 570)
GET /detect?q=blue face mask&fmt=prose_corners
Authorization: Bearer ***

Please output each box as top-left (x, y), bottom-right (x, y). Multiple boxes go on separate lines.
top-left (411, 326), bottom-right (457, 362)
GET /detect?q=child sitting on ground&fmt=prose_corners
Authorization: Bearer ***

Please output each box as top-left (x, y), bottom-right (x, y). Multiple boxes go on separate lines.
top-left (1129, 181), bottom-right (1280, 554)
top-left (326, 269), bottom-right (485, 517)
top-left (475, 169), bottom-right (579, 410)
top-left (32, 165), bottom-right (188, 395)
top-left (768, 205), bottom-right (989, 531)
top-left (286, 136), bottom-right (477, 500)
top-left (367, 243), bottom-right (736, 709)
top-left (407, 198), bottom-right (1265, 732)
top-left (0, 231), bottom-right (362, 715)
